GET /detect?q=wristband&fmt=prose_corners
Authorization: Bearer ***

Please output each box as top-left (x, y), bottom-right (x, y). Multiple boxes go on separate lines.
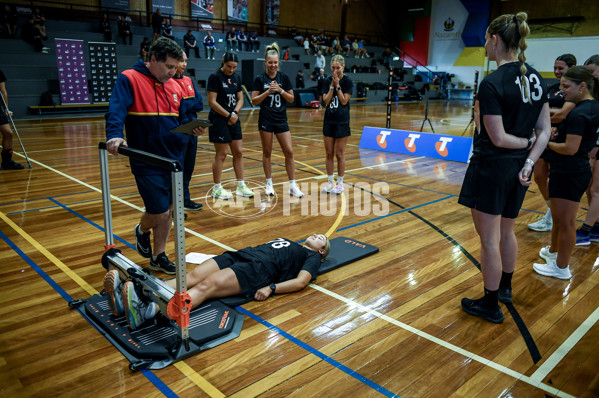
top-left (330, 85), bottom-right (335, 90)
top-left (525, 158), bottom-right (535, 167)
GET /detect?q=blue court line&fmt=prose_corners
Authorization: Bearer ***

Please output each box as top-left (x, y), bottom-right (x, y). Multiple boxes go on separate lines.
top-left (0, 229), bottom-right (178, 398)
top-left (236, 307), bottom-right (400, 398)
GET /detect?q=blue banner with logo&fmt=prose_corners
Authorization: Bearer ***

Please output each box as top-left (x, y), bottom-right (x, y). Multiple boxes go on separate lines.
top-left (359, 126), bottom-right (473, 163)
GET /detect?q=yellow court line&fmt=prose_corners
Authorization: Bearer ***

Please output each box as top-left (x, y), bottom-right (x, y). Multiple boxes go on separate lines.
top-left (325, 191), bottom-right (346, 238)
top-left (174, 362), bottom-right (225, 398)
top-left (0, 210), bottom-right (98, 296)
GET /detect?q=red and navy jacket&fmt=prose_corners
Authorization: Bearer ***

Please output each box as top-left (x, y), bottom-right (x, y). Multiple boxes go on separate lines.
top-left (172, 74), bottom-right (203, 122)
top-left (105, 61), bottom-right (189, 175)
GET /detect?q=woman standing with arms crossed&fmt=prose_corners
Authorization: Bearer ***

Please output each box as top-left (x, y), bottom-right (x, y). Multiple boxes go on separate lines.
top-left (458, 12), bottom-right (551, 323)
top-left (321, 55), bottom-right (353, 194)
top-left (574, 55), bottom-right (599, 245)
top-left (207, 52), bottom-right (253, 199)
top-left (528, 54), bottom-right (577, 232)
top-left (251, 42), bottom-right (304, 198)
top-left (533, 66), bottom-right (599, 278)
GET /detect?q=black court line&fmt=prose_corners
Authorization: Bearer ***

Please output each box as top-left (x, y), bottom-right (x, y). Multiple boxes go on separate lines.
top-left (345, 181), bottom-right (542, 365)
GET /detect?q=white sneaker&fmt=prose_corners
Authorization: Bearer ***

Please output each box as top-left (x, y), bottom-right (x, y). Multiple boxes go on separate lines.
top-left (332, 182), bottom-right (344, 194)
top-left (539, 245), bottom-right (557, 263)
top-left (236, 183), bottom-right (254, 197)
top-left (289, 185), bottom-right (304, 198)
top-left (264, 183), bottom-right (275, 196)
top-left (533, 261), bottom-right (572, 280)
top-left (211, 186), bottom-right (233, 199)
top-left (322, 181), bottom-right (334, 193)
top-left (528, 217), bottom-right (553, 232)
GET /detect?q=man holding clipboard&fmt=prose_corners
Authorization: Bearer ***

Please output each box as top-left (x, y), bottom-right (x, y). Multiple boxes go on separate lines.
top-left (105, 38), bottom-right (206, 274)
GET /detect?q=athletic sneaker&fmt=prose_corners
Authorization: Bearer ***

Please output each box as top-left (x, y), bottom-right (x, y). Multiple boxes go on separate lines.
top-left (528, 217), bottom-right (553, 232)
top-left (498, 287), bottom-right (512, 304)
top-left (184, 199), bottom-right (203, 211)
top-left (122, 281), bottom-right (148, 330)
top-left (103, 270), bottom-right (124, 316)
top-left (461, 297), bottom-right (504, 323)
top-left (332, 182), bottom-right (344, 194)
top-left (134, 224), bottom-right (152, 259)
top-left (322, 181), bottom-right (334, 193)
top-left (590, 230), bottom-right (599, 243)
top-left (289, 185), bottom-right (304, 198)
top-left (1, 159), bottom-right (24, 170)
top-left (236, 183), bottom-right (254, 197)
top-left (539, 245), bottom-right (557, 263)
top-left (265, 183), bottom-right (275, 196)
top-left (149, 252), bottom-right (176, 275)
top-left (533, 261), bottom-right (572, 280)
top-left (211, 186), bottom-right (233, 199)
top-left (575, 229), bottom-right (591, 246)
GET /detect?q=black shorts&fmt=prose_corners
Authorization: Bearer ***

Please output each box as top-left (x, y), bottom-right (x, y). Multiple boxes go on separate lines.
top-left (549, 169), bottom-right (592, 202)
top-left (134, 174), bottom-right (172, 214)
top-left (213, 251), bottom-right (271, 296)
top-left (208, 115), bottom-right (242, 143)
top-left (258, 120), bottom-right (289, 134)
top-left (458, 157), bottom-right (529, 218)
top-left (323, 123), bottom-right (351, 139)
top-left (0, 111), bottom-right (8, 125)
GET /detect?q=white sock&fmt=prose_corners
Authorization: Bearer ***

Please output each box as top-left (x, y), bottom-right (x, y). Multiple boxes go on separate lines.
top-left (337, 176), bottom-right (344, 184)
top-left (237, 180), bottom-right (244, 187)
top-left (289, 179), bottom-right (296, 187)
top-left (214, 183), bottom-right (221, 190)
top-left (145, 302), bottom-right (158, 319)
top-left (266, 178), bottom-right (273, 185)
top-left (328, 175), bottom-right (334, 182)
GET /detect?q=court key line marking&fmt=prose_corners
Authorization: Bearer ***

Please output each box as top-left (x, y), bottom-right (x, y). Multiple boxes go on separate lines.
top-left (8, 148), bottom-right (582, 397)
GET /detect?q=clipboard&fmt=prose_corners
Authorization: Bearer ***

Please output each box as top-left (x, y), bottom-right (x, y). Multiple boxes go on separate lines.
top-left (170, 119), bottom-right (212, 134)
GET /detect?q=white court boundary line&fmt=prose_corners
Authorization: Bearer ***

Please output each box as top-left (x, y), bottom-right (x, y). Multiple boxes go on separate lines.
top-left (11, 150), bottom-right (586, 397)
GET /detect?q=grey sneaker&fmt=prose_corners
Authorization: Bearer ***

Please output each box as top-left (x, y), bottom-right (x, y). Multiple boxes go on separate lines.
top-left (528, 217), bottom-right (553, 232)
top-left (122, 281), bottom-right (148, 330)
top-left (103, 270), bottom-right (124, 316)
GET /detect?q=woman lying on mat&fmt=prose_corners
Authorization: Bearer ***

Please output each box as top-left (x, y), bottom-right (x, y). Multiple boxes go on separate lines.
top-left (104, 234), bottom-right (330, 330)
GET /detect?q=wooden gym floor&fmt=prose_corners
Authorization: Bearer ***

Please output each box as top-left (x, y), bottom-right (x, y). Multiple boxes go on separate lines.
top-left (0, 101), bottom-right (598, 397)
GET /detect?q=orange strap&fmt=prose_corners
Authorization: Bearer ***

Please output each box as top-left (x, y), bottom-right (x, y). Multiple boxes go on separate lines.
top-left (104, 244), bottom-right (116, 252)
top-left (167, 291), bottom-right (192, 328)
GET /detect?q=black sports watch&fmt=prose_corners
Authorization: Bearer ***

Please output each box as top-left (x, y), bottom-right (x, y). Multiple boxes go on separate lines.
top-left (270, 283), bottom-right (277, 294)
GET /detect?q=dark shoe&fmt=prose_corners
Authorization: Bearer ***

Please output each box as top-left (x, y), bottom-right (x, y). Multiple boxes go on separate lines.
top-left (461, 297), bottom-right (504, 323)
top-left (149, 252), bottom-right (176, 275)
top-left (184, 199), bottom-right (203, 211)
top-left (1, 159), bottom-right (24, 170)
top-left (134, 224), bottom-right (152, 259)
top-left (498, 288), bottom-right (512, 304)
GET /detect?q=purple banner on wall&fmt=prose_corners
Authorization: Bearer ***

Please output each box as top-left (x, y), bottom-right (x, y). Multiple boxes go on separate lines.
top-left (55, 38), bottom-right (90, 105)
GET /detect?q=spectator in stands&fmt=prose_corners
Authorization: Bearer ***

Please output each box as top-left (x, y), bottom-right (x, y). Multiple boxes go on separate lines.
top-left (316, 68), bottom-right (327, 103)
top-left (226, 27), bottom-right (239, 52)
top-left (237, 28), bottom-right (248, 51)
top-left (358, 39), bottom-right (370, 58)
top-left (203, 31), bottom-right (216, 59)
top-left (341, 36), bottom-right (351, 57)
top-left (352, 39), bottom-right (367, 58)
top-left (320, 34), bottom-right (333, 55)
top-left (314, 50), bottom-right (325, 77)
top-left (184, 30), bottom-right (200, 58)
top-left (249, 31), bottom-right (259, 52)
top-left (32, 8), bottom-right (48, 41)
top-left (21, 15), bottom-right (48, 53)
top-left (139, 37), bottom-right (150, 61)
top-left (303, 38), bottom-right (310, 55)
top-left (332, 36), bottom-right (342, 55)
top-left (99, 13), bottom-right (112, 42)
top-left (296, 70), bottom-right (305, 89)
top-left (381, 47), bottom-right (393, 68)
top-left (0, 68), bottom-right (24, 170)
top-left (162, 18), bottom-right (174, 41)
top-left (309, 34), bottom-right (320, 54)
top-left (291, 27), bottom-right (303, 46)
top-left (282, 46), bottom-right (290, 61)
top-left (118, 15), bottom-right (133, 45)
top-left (1, 5), bottom-right (18, 38)
top-left (151, 9), bottom-right (163, 42)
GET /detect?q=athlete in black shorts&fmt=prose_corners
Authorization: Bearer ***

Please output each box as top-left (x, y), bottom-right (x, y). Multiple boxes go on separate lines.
top-left (458, 12), bottom-right (551, 323)
top-left (529, 54), bottom-right (577, 232)
top-left (104, 234), bottom-right (331, 330)
top-left (321, 55), bottom-right (353, 195)
top-left (207, 52), bottom-right (254, 199)
top-left (533, 66), bottom-right (599, 279)
top-left (0, 69), bottom-right (24, 170)
top-left (251, 42), bottom-right (304, 198)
